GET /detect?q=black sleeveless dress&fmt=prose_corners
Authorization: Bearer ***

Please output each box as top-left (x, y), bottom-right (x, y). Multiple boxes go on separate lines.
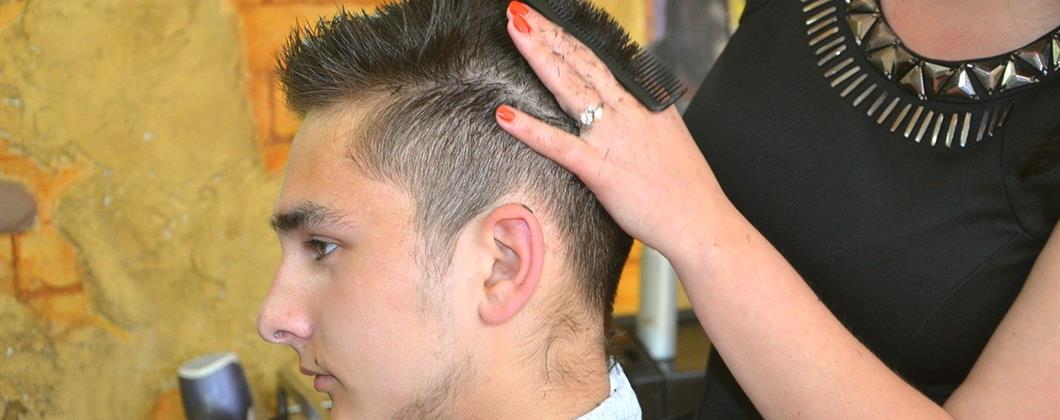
top-left (684, 0), bottom-right (1060, 417)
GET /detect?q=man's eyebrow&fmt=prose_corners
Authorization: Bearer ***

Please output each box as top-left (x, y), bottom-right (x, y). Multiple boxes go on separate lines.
top-left (270, 202), bottom-right (350, 233)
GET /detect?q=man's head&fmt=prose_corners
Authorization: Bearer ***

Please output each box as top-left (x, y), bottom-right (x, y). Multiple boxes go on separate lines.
top-left (257, 0), bottom-right (634, 417)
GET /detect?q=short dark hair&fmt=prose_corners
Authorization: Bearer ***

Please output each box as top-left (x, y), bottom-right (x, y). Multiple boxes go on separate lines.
top-left (278, 0), bottom-right (633, 333)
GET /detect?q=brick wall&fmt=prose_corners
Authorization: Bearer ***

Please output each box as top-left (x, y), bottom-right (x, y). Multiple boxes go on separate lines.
top-left (235, 0), bottom-right (388, 173)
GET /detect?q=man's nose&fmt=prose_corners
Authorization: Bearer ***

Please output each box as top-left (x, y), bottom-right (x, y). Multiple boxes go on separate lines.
top-left (257, 271), bottom-right (313, 345)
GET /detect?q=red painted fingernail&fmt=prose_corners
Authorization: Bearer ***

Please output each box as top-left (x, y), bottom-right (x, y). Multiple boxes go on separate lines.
top-left (508, 1), bottom-right (529, 17)
top-left (512, 14), bottom-right (531, 35)
top-left (497, 105), bottom-right (516, 123)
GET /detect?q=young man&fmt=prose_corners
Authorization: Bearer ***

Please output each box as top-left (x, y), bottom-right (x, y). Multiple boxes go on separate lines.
top-left (257, 0), bottom-right (637, 418)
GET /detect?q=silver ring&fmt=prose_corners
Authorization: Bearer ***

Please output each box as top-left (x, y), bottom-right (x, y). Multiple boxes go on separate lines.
top-left (578, 104), bottom-right (604, 129)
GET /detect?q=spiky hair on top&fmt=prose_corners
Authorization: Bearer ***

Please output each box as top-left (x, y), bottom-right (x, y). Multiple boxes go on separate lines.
top-left (277, 0), bottom-right (641, 117)
top-left (275, 0), bottom-right (635, 343)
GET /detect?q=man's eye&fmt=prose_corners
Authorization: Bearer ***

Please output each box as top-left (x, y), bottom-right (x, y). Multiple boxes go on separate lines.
top-left (307, 239), bottom-right (339, 260)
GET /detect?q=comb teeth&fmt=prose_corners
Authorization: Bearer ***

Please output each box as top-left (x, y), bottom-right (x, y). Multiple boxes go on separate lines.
top-left (520, 0), bottom-right (687, 111)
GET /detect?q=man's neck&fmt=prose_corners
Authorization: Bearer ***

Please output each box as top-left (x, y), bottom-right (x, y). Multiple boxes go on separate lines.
top-left (536, 354), bottom-right (612, 419)
top-left (457, 338), bottom-right (612, 419)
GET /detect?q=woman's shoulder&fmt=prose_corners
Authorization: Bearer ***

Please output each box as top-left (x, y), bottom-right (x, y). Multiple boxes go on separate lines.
top-left (1002, 80), bottom-right (1060, 242)
top-left (738, 0), bottom-right (774, 24)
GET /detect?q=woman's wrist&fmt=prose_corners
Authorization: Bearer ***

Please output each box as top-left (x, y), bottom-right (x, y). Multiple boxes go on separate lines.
top-left (658, 189), bottom-right (743, 279)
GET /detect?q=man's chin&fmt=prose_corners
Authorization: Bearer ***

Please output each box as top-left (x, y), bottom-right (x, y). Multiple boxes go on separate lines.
top-left (324, 397), bottom-right (352, 420)
top-left (330, 404), bottom-right (392, 420)
top-left (324, 392), bottom-right (369, 420)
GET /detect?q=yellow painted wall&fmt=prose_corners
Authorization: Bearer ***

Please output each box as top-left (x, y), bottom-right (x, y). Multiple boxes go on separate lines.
top-left (0, 0), bottom-right (296, 417)
top-left (0, 0), bottom-right (661, 418)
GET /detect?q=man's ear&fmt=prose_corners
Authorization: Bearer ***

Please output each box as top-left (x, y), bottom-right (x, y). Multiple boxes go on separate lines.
top-left (478, 203), bottom-right (545, 325)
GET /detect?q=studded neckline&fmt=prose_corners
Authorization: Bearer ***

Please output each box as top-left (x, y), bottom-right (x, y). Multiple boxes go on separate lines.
top-left (801, 0), bottom-right (1060, 149)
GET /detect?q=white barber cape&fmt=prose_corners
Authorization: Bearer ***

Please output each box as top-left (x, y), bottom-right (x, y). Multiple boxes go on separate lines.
top-left (575, 362), bottom-right (641, 420)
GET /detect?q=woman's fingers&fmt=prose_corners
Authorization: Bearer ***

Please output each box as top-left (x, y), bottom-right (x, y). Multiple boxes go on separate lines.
top-left (526, 10), bottom-right (625, 99)
top-left (496, 104), bottom-right (594, 177)
top-left (508, 16), bottom-right (603, 118)
top-left (506, 1), bottom-right (628, 109)
top-left (499, 1), bottom-right (725, 256)
top-left (506, 5), bottom-right (602, 118)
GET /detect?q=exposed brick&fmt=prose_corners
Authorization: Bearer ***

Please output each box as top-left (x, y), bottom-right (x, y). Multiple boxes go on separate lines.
top-left (0, 140), bottom-right (93, 327)
top-left (237, 1), bottom-right (386, 173)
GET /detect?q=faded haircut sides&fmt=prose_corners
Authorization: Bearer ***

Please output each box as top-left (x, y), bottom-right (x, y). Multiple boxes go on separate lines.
top-left (278, 0), bottom-right (634, 334)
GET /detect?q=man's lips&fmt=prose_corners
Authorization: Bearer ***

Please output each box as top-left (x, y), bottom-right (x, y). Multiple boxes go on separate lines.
top-left (299, 367), bottom-right (336, 392)
top-left (299, 367), bottom-right (325, 376)
top-left (313, 374), bottom-right (336, 392)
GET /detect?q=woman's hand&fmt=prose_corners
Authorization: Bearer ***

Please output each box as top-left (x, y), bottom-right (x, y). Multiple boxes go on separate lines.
top-left (496, 1), bottom-right (729, 260)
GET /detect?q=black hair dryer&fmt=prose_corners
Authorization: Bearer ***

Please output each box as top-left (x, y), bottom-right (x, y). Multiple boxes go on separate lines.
top-left (178, 352), bottom-right (255, 420)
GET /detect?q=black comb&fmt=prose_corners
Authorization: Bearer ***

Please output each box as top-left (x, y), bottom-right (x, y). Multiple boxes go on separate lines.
top-left (520, 0), bottom-right (687, 111)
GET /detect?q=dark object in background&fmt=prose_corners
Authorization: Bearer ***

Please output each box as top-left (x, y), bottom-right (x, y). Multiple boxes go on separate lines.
top-left (649, 0), bottom-right (730, 111)
top-left (615, 314), bottom-right (711, 420)
top-left (272, 364), bottom-right (330, 420)
top-left (0, 180), bottom-right (36, 233)
top-left (179, 353), bottom-right (254, 420)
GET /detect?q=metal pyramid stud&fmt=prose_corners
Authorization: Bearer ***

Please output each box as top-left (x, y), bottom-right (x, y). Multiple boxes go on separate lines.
top-left (922, 62), bottom-right (954, 95)
top-left (893, 47), bottom-right (917, 78)
top-left (869, 46), bottom-right (898, 78)
top-left (847, 13), bottom-right (877, 45)
top-left (1051, 37), bottom-right (1059, 70)
top-left (1001, 59), bottom-right (1037, 91)
top-left (1017, 39), bottom-right (1050, 74)
top-left (848, 0), bottom-right (879, 13)
top-left (941, 68), bottom-right (977, 99)
top-left (898, 64), bottom-right (927, 99)
top-left (864, 22), bottom-right (898, 51)
top-left (970, 60), bottom-right (1006, 93)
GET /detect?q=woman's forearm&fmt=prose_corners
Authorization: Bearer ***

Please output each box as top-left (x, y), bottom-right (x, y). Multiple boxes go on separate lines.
top-left (494, 7), bottom-right (1057, 416)
top-left (670, 198), bottom-right (950, 419)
